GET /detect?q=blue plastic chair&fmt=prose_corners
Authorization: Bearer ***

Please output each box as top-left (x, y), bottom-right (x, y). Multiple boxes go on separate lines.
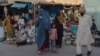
top-left (70, 25), bottom-right (78, 39)
top-left (70, 25), bottom-right (78, 33)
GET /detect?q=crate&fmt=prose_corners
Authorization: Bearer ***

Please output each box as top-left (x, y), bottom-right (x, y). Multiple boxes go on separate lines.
top-left (7, 40), bottom-right (17, 45)
top-left (94, 37), bottom-right (100, 47)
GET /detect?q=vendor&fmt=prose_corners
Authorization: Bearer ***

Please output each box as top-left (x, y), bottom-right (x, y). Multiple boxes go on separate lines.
top-left (91, 19), bottom-right (97, 35)
top-left (91, 19), bottom-right (100, 36)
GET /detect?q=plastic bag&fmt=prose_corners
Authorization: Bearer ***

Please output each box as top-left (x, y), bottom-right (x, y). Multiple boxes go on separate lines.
top-left (66, 39), bottom-right (71, 46)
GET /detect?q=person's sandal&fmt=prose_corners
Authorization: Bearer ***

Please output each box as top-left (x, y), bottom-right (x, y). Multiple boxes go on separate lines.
top-left (87, 51), bottom-right (92, 56)
top-left (37, 51), bottom-right (42, 55)
top-left (76, 54), bottom-right (83, 56)
top-left (52, 48), bottom-right (57, 53)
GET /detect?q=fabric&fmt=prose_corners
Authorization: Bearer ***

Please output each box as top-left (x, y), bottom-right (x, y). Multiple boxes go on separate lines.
top-left (76, 14), bottom-right (93, 45)
top-left (25, 26), bottom-right (35, 37)
top-left (44, 30), bottom-right (50, 48)
top-left (18, 30), bottom-right (26, 41)
top-left (42, 10), bottom-right (51, 30)
top-left (58, 13), bottom-right (64, 24)
top-left (50, 40), bottom-right (56, 48)
top-left (38, 43), bottom-right (46, 51)
top-left (39, 9), bottom-right (51, 49)
top-left (49, 28), bottom-right (57, 40)
top-left (35, 9), bottom-right (51, 50)
top-left (18, 18), bottom-right (25, 25)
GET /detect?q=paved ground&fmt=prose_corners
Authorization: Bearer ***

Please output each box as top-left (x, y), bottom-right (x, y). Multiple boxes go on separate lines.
top-left (0, 41), bottom-right (100, 56)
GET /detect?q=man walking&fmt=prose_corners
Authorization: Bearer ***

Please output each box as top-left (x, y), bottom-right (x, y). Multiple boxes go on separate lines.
top-left (76, 7), bottom-right (94, 56)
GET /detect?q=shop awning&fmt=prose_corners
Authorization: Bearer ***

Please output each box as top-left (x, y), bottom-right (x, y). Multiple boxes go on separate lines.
top-left (11, 3), bottom-right (27, 8)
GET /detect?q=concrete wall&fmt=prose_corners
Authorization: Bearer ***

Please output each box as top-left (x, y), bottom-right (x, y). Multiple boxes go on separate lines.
top-left (84, 0), bottom-right (100, 29)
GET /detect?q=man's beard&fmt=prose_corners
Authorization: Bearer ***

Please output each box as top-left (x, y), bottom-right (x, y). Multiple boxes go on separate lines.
top-left (80, 13), bottom-right (85, 16)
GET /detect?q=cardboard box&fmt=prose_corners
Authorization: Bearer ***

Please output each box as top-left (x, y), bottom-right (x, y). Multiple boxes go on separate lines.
top-left (7, 40), bottom-right (17, 45)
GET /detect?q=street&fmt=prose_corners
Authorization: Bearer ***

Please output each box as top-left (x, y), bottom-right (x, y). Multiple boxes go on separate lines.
top-left (0, 41), bottom-right (100, 56)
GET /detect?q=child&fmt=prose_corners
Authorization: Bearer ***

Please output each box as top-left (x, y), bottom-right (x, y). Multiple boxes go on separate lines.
top-left (49, 23), bottom-right (57, 52)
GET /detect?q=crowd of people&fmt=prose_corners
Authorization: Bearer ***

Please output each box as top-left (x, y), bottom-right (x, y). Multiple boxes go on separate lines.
top-left (0, 5), bottom-right (100, 56)
top-left (0, 5), bottom-right (64, 54)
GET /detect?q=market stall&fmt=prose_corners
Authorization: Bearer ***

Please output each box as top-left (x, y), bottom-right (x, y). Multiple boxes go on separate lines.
top-left (11, 1), bottom-right (32, 15)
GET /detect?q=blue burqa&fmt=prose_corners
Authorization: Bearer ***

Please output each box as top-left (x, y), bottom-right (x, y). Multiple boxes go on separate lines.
top-left (34, 9), bottom-right (50, 49)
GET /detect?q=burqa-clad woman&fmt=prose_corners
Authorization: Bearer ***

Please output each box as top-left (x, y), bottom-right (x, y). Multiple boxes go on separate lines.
top-left (54, 11), bottom-right (64, 48)
top-left (34, 9), bottom-right (46, 54)
top-left (44, 10), bottom-right (51, 50)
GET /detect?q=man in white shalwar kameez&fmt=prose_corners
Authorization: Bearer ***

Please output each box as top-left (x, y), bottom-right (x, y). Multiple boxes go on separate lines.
top-left (76, 7), bottom-right (93, 56)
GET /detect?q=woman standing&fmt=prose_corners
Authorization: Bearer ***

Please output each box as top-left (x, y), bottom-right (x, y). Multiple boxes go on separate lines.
top-left (34, 9), bottom-right (46, 54)
top-left (54, 11), bottom-right (64, 48)
top-left (3, 15), bottom-right (13, 38)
